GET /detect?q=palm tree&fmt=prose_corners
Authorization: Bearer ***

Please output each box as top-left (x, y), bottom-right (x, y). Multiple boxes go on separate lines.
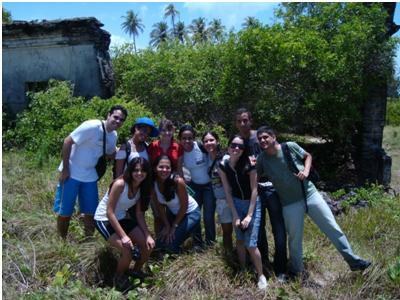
top-left (242, 16), bottom-right (262, 29)
top-left (174, 21), bottom-right (187, 44)
top-left (121, 10), bottom-right (144, 53)
top-left (189, 17), bottom-right (208, 45)
top-left (150, 21), bottom-right (169, 48)
top-left (208, 18), bottom-right (225, 43)
top-left (164, 4), bottom-right (180, 36)
top-left (2, 8), bottom-right (12, 24)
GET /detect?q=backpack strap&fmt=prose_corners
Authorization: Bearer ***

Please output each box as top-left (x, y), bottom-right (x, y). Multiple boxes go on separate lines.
top-left (100, 120), bottom-right (106, 156)
top-left (125, 140), bottom-right (131, 165)
top-left (281, 143), bottom-right (308, 213)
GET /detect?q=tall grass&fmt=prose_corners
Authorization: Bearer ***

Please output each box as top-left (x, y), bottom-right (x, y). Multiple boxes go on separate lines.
top-left (2, 151), bottom-right (400, 299)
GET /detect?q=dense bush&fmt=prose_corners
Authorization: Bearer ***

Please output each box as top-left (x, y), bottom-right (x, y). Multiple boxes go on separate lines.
top-left (113, 3), bottom-right (395, 147)
top-left (4, 80), bottom-right (158, 157)
top-left (387, 98), bottom-right (400, 125)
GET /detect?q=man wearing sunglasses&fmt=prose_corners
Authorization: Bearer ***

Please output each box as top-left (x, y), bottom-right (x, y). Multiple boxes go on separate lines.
top-left (235, 108), bottom-right (288, 282)
top-left (53, 105), bottom-right (127, 240)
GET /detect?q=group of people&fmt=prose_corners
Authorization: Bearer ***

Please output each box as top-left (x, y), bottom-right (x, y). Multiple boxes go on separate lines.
top-left (53, 105), bottom-right (371, 291)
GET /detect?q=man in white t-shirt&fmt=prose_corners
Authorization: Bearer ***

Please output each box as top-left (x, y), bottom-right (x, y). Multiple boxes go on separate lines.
top-left (53, 105), bottom-right (127, 239)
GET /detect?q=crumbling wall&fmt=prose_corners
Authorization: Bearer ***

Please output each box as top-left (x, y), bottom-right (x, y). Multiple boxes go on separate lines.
top-left (2, 17), bottom-right (114, 115)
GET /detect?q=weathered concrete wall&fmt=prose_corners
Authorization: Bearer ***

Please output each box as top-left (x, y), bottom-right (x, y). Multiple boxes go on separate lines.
top-left (2, 18), bottom-right (114, 115)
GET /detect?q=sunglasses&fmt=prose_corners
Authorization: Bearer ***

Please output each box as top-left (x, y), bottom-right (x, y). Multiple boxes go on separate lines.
top-left (230, 143), bottom-right (245, 150)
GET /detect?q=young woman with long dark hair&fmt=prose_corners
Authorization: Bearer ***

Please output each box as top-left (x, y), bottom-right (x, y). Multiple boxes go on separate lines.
top-left (218, 135), bottom-right (268, 290)
top-left (94, 157), bottom-right (154, 290)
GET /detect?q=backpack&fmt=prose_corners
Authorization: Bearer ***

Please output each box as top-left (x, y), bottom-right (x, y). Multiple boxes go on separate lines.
top-left (281, 142), bottom-right (320, 212)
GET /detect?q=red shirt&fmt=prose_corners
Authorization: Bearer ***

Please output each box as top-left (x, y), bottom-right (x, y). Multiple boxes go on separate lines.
top-left (148, 140), bottom-right (183, 171)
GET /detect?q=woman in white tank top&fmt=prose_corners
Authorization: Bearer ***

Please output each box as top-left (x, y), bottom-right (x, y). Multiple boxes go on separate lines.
top-left (152, 155), bottom-right (201, 253)
top-left (94, 157), bottom-right (154, 289)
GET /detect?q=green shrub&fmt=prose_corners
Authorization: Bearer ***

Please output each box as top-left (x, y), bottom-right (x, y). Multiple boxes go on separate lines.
top-left (386, 98), bottom-right (400, 126)
top-left (4, 80), bottom-right (159, 158)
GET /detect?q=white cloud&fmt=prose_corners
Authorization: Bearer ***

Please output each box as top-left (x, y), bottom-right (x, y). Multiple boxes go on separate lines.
top-left (140, 5), bottom-right (148, 17)
top-left (110, 35), bottom-right (130, 48)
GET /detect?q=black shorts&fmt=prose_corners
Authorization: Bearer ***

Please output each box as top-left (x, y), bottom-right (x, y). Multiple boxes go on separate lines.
top-left (95, 218), bottom-right (138, 240)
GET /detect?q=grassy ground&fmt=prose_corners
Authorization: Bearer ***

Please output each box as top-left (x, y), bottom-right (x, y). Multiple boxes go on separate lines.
top-left (2, 144), bottom-right (400, 299)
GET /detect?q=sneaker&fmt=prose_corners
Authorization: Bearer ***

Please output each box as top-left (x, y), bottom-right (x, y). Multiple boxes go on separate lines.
top-left (257, 274), bottom-right (268, 290)
top-left (276, 273), bottom-right (288, 284)
top-left (350, 259), bottom-right (372, 271)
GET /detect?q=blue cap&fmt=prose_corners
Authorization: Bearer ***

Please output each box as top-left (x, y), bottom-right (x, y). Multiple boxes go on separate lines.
top-left (134, 117), bottom-right (159, 137)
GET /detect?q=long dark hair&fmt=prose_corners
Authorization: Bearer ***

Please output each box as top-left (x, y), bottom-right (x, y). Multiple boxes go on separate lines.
top-left (153, 154), bottom-right (177, 202)
top-left (122, 157), bottom-right (152, 211)
top-left (228, 135), bottom-right (251, 174)
top-left (202, 130), bottom-right (224, 176)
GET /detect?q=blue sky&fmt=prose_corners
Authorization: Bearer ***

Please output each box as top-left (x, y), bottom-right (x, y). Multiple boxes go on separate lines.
top-left (3, 2), bottom-right (400, 72)
top-left (2, 2), bottom-right (279, 49)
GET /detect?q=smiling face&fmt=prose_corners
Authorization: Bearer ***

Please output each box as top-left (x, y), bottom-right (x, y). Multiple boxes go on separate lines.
top-left (131, 163), bottom-right (147, 184)
top-left (202, 133), bottom-right (218, 154)
top-left (257, 131), bottom-right (276, 152)
top-left (180, 130), bottom-right (195, 152)
top-left (228, 136), bottom-right (245, 158)
top-left (105, 109), bottom-right (126, 132)
top-left (155, 157), bottom-right (172, 181)
top-left (133, 124), bottom-right (151, 143)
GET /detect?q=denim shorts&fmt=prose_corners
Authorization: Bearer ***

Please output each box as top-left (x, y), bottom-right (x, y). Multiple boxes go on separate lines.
top-left (53, 178), bottom-right (99, 216)
top-left (233, 197), bottom-right (261, 248)
top-left (216, 198), bottom-right (233, 224)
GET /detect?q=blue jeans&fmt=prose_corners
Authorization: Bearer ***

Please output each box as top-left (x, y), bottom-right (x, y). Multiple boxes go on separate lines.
top-left (190, 182), bottom-right (216, 246)
top-left (282, 191), bottom-right (362, 274)
top-left (233, 197), bottom-right (261, 248)
top-left (156, 207), bottom-right (201, 253)
top-left (258, 185), bottom-right (288, 275)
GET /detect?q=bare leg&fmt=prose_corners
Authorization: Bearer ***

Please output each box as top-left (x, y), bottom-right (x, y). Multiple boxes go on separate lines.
top-left (108, 234), bottom-right (132, 274)
top-left (247, 246), bottom-right (264, 277)
top-left (221, 223), bottom-right (233, 253)
top-left (82, 214), bottom-right (95, 237)
top-left (57, 216), bottom-right (71, 239)
top-left (236, 240), bottom-right (247, 268)
top-left (128, 227), bottom-right (153, 272)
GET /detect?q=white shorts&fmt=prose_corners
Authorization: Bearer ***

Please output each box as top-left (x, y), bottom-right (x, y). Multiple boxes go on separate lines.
top-left (216, 198), bottom-right (233, 224)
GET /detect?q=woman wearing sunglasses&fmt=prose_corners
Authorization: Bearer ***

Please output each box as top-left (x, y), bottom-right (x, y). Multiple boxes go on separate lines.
top-left (218, 135), bottom-right (268, 290)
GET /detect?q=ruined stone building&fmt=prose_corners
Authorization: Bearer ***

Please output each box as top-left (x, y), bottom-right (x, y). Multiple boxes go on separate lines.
top-left (2, 17), bottom-right (115, 115)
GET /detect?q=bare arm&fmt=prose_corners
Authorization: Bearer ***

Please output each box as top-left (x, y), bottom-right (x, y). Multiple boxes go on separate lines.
top-left (114, 144), bottom-right (127, 179)
top-left (135, 198), bottom-right (155, 250)
top-left (60, 136), bottom-right (74, 182)
top-left (176, 156), bottom-right (184, 178)
top-left (295, 151), bottom-right (312, 181)
top-left (218, 167), bottom-right (240, 228)
top-left (172, 177), bottom-right (189, 227)
top-left (152, 190), bottom-right (170, 240)
top-left (241, 170), bottom-right (258, 229)
top-left (106, 179), bottom-right (133, 249)
top-left (166, 177), bottom-right (189, 243)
